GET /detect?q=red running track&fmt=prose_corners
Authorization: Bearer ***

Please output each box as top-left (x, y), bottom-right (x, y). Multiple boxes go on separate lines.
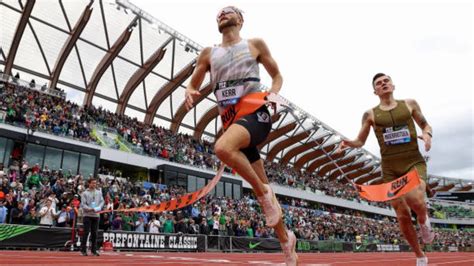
top-left (0, 250), bottom-right (473, 266)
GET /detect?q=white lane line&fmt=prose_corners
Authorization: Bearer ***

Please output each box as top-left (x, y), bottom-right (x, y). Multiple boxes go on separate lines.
top-left (431, 259), bottom-right (474, 265)
top-left (247, 261), bottom-right (284, 265)
top-left (329, 255), bottom-right (474, 264)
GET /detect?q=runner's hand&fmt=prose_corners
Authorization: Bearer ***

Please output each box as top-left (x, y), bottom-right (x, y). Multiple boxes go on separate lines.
top-left (185, 89), bottom-right (201, 111)
top-left (265, 92), bottom-right (277, 113)
top-left (336, 140), bottom-right (351, 154)
top-left (265, 92), bottom-right (289, 113)
top-left (417, 133), bottom-right (431, 152)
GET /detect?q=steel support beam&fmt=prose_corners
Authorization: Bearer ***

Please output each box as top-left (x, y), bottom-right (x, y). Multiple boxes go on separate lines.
top-left (4, 0), bottom-right (36, 76)
top-left (116, 37), bottom-right (171, 115)
top-left (49, 1), bottom-right (93, 89)
top-left (83, 16), bottom-right (139, 106)
top-left (144, 62), bottom-right (195, 125)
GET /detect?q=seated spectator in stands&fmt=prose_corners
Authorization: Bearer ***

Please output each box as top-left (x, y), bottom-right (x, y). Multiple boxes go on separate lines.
top-left (70, 194), bottom-right (81, 209)
top-left (211, 214), bottom-right (219, 235)
top-left (187, 218), bottom-right (199, 234)
top-left (52, 178), bottom-right (66, 198)
top-left (191, 204), bottom-right (200, 223)
top-left (0, 200), bottom-right (7, 224)
top-left (245, 224), bottom-right (254, 237)
top-left (234, 221), bottom-right (245, 236)
top-left (163, 213), bottom-right (175, 234)
top-left (3, 193), bottom-right (15, 222)
top-left (99, 212), bottom-right (111, 232)
top-left (56, 205), bottom-right (69, 227)
top-left (9, 201), bottom-right (25, 224)
top-left (135, 216), bottom-right (145, 233)
top-left (199, 217), bottom-right (210, 235)
top-left (39, 198), bottom-right (57, 226)
top-left (23, 196), bottom-right (34, 215)
top-left (148, 215), bottom-right (161, 234)
top-left (24, 207), bottom-right (39, 225)
top-left (175, 215), bottom-right (187, 234)
top-left (121, 212), bottom-right (134, 231)
top-left (47, 193), bottom-right (59, 211)
top-left (111, 214), bottom-right (123, 231)
top-left (27, 170), bottom-right (42, 190)
top-left (104, 193), bottom-right (113, 212)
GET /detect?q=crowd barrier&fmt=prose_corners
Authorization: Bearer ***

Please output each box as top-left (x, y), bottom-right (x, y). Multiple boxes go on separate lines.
top-left (1, 224), bottom-right (472, 253)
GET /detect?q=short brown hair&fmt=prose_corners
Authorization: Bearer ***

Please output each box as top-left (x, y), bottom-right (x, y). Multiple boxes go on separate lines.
top-left (372, 73), bottom-right (387, 86)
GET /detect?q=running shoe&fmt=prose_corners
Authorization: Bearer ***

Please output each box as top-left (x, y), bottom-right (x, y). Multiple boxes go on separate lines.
top-left (416, 256), bottom-right (428, 266)
top-left (257, 184), bottom-right (282, 227)
top-left (281, 229), bottom-right (299, 266)
top-left (420, 217), bottom-right (435, 244)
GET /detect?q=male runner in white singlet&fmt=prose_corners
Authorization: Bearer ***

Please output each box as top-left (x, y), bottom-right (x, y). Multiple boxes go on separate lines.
top-left (185, 6), bottom-right (298, 265)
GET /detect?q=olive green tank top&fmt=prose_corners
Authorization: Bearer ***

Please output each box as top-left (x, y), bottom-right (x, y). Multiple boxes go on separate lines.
top-left (373, 100), bottom-right (420, 158)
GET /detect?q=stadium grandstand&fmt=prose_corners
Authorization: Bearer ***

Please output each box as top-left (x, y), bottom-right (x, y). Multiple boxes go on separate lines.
top-left (0, 0), bottom-right (472, 265)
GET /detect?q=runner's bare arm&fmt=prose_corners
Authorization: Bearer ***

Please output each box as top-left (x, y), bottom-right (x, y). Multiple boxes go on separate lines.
top-left (406, 99), bottom-right (432, 135)
top-left (250, 38), bottom-right (283, 94)
top-left (336, 110), bottom-right (373, 152)
top-left (406, 99), bottom-right (432, 151)
top-left (185, 47), bottom-right (212, 110)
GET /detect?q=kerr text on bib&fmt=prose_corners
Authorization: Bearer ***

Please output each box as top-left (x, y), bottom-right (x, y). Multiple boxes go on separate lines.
top-left (216, 84), bottom-right (245, 107)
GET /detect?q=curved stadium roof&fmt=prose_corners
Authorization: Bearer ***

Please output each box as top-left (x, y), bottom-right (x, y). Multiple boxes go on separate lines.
top-left (0, 0), bottom-right (471, 192)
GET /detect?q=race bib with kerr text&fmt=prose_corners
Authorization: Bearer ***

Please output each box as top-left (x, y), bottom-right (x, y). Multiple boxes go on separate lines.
top-left (383, 125), bottom-right (411, 145)
top-left (216, 85), bottom-right (244, 107)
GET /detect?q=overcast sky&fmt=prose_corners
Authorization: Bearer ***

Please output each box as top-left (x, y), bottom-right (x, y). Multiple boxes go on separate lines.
top-left (130, 0), bottom-right (473, 181)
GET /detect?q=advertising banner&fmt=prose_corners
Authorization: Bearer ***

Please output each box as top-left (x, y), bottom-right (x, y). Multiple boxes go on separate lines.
top-left (1, 224), bottom-right (205, 252)
top-left (231, 236), bottom-right (282, 252)
top-left (0, 224), bottom-right (70, 248)
top-left (102, 231), bottom-right (206, 251)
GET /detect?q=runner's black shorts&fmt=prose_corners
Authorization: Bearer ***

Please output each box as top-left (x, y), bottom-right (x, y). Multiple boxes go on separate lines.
top-left (234, 105), bottom-right (272, 163)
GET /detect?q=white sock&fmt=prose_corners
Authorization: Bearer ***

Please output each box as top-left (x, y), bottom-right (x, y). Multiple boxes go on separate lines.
top-left (423, 215), bottom-right (431, 228)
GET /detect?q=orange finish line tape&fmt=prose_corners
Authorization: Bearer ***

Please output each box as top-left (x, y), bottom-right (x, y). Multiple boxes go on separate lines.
top-left (355, 168), bottom-right (421, 202)
top-left (98, 164), bottom-right (225, 214)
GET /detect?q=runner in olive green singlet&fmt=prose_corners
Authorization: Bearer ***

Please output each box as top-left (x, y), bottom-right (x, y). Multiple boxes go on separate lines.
top-left (337, 73), bottom-right (434, 266)
top-left (372, 100), bottom-right (427, 182)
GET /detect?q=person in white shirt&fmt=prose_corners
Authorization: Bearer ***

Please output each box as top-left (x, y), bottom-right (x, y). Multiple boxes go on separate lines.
top-left (48, 193), bottom-right (59, 210)
top-left (135, 216), bottom-right (145, 232)
top-left (39, 198), bottom-right (57, 226)
top-left (80, 178), bottom-right (104, 256)
top-left (212, 215), bottom-right (219, 235)
top-left (148, 216), bottom-right (161, 234)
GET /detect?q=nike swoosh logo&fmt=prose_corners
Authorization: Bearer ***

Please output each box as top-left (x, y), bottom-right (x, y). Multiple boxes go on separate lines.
top-left (249, 241), bottom-right (262, 249)
top-left (387, 186), bottom-right (405, 198)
